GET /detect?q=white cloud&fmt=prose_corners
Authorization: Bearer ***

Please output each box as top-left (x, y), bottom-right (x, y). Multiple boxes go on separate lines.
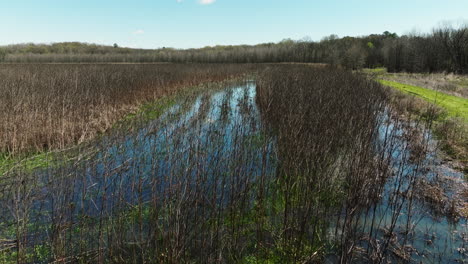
top-left (198, 0), bottom-right (216, 5)
top-left (133, 29), bottom-right (145, 35)
top-left (176, 0), bottom-right (183, 2)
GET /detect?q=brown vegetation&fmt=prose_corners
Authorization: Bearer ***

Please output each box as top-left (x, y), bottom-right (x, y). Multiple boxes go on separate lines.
top-left (0, 63), bottom-right (253, 155)
top-left (415, 176), bottom-right (468, 219)
top-left (257, 66), bottom-right (397, 262)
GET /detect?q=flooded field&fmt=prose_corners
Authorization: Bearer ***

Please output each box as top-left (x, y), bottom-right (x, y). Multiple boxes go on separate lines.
top-left (0, 76), bottom-right (466, 263)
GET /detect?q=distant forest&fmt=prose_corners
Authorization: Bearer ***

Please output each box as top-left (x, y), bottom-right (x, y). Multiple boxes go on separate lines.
top-left (1, 24), bottom-right (467, 73)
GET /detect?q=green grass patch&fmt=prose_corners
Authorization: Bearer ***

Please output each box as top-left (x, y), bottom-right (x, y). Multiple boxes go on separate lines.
top-left (379, 79), bottom-right (468, 120)
top-left (120, 98), bottom-right (177, 124)
top-left (362, 67), bottom-right (387, 75)
top-left (0, 151), bottom-right (68, 176)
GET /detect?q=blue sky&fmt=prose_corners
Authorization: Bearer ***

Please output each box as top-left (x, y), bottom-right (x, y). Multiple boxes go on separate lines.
top-left (1, 0), bottom-right (467, 49)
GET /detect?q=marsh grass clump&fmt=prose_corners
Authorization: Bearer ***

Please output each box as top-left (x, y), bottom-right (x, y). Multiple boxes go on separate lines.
top-left (256, 65), bottom-right (395, 261)
top-left (254, 65), bottom-right (464, 263)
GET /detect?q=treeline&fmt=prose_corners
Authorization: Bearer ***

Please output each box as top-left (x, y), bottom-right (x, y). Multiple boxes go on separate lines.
top-left (1, 24), bottom-right (467, 73)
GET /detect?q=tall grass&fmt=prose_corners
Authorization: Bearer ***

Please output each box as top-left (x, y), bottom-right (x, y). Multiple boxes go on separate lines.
top-left (257, 66), bottom-right (389, 261)
top-left (0, 64), bottom-right (252, 156)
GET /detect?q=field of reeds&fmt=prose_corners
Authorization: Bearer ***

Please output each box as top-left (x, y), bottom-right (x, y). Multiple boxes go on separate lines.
top-left (0, 64), bottom-right (252, 156)
top-left (0, 64), bottom-right (466, 263)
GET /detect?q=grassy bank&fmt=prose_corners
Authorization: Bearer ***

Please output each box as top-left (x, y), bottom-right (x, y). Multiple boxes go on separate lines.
top-left (378, 79), bottom-right (468, 119)
top-left (364, 67), bottom-right (468, 98)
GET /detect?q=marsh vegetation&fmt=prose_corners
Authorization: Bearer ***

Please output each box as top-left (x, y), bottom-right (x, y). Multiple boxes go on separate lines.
top-left (0, 63), bottom-right (466, 263)
top-left (0, 63), bottom-right (252, 156)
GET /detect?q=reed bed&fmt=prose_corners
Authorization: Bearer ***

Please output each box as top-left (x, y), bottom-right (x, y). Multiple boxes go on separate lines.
top-left (0, 64), bottom-right (252, 156)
